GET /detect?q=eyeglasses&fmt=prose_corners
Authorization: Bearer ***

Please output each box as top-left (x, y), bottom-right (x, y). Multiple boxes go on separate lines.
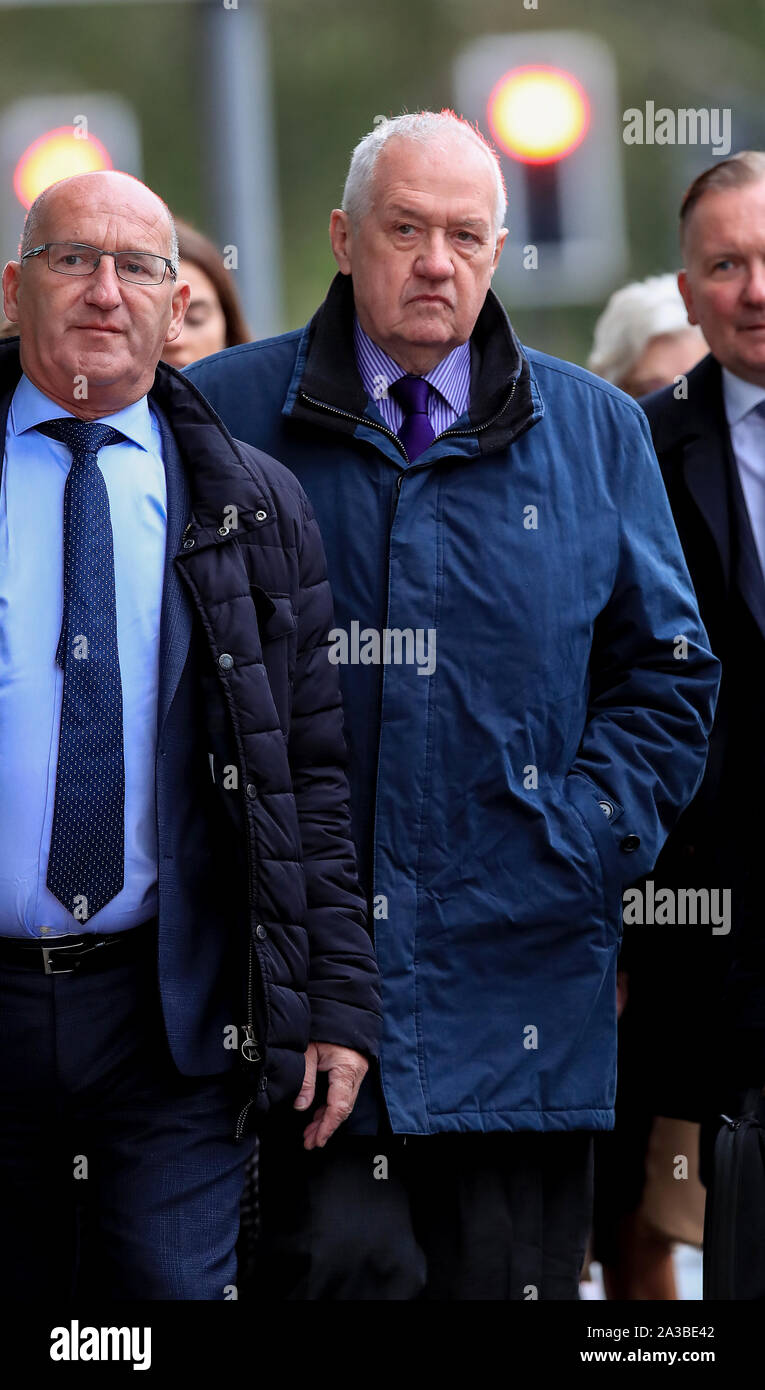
top-left (21, 242), bottom-right (177, 286)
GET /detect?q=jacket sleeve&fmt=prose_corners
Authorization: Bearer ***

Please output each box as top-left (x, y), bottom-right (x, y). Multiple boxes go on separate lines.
top-left (562, 406), bottom-right (721, 902)
top-left (287, 490), bottom-right (382, 1056)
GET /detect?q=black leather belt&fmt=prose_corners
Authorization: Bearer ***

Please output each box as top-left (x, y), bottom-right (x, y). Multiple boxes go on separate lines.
top-left (0, 917), bottom-right (158, 975)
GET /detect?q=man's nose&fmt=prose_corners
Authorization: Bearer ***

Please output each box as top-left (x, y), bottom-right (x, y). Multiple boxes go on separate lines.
top-left (83, 256), bottom-right (123, 307)
top-left (742, 260), bottom-right (765, 305)
top-left (414, 232), bottom-right (455, 279)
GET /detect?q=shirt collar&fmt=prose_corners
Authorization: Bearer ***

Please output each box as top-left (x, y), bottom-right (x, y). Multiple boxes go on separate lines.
top-left (353, 316), bottom-right (471, 416)
top-left (721, 366), bottom-right (765, 428)
top-left (9, 372), bottom-right (155, 451)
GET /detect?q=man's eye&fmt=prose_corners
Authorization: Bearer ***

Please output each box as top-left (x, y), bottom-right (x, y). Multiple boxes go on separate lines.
top-left (455, 230), bottom-right (478, 243)
top-left (712, 259), bottom-right (735, 271)
top-left (397, 224), bottom-right (416, 235)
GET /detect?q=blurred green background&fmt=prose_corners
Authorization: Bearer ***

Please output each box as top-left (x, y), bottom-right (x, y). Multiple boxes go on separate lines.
top-left (2, 0), bottom-right (765, 363)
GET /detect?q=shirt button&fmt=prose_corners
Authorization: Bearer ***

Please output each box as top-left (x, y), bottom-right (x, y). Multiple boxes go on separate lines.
top-left (255, 924), bottom-right (267, 941)
top-left (598, 800), bottom-right (614, 819)
top-left (40, 926), bottom-right (51, 935)
top-left (620, 834), bottom-right (641, 853)
top-left (218, 526), bottom-right (230, 537)
top-left (255, 509), bottom-right (268, 522)
top-left (218, 653), bottom-right (234, 671)
top-left (183, 537), bottom-right (195, 550)
top-left (246, 783), bottom-right (257, 800)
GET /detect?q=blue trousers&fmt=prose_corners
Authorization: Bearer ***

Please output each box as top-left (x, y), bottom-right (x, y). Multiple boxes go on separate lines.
top-left (0, 936), bottom-right (256, 1300)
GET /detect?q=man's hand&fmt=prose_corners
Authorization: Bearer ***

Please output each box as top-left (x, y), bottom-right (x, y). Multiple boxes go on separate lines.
top-left (294, 1041), bottom-right (368, 1149)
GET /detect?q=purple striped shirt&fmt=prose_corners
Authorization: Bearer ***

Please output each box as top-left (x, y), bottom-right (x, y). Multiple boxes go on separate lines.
top-left (353, 316), bottom-right (471, 444)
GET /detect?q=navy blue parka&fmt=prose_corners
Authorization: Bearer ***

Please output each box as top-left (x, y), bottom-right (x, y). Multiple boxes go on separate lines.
top-left (187, 274), bottom-right (720, 1135)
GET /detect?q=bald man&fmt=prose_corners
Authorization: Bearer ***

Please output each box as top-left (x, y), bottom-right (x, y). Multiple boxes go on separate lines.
top-left (0, 171), bottom-right (380, 1299)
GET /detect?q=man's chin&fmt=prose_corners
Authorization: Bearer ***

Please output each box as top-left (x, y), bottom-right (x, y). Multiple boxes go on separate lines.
top-left (401, 320), bottom-right (455, 346)
top-left (69, 347), bottom-right (132, 386)
top-left (730, 346), bottom-right (765, 384)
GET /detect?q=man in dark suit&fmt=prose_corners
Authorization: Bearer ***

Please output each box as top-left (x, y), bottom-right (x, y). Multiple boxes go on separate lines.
top-left (639, 151), bottom-right (765, 1131)
top-left (0, 169), bottom-right (380, 1299)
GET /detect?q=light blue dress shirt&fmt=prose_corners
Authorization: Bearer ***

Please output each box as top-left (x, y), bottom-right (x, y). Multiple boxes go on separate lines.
top-left (0, 374), bottom-right (167, 937)
top-left (723, 367), bottom-right (765, 579)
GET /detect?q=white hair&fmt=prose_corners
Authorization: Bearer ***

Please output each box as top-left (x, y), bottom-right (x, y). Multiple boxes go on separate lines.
top-left (342, 110), bottom-right (507, 238)
top-left (588, 273), bottom-right (702, 385)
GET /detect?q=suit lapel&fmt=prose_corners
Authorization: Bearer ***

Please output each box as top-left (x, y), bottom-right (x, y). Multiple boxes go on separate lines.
top-left (153, 404), bottom-right (194, 741)
top-left (677, 356), bottom-right (732, 590)
top-left (682, 434), bottom-right (732, 590)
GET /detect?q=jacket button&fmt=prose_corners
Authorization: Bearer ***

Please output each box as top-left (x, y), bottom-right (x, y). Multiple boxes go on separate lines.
top-left (246, 783), bottom-right (257, 800)
top-left (620, 834), bottom-right (640, 853)
top-left (255, 924), bottom-right (267, 940)
top-left (598, 800), bottom-right (614, 819)
top-left (182, 537), bottom-right (195, 550)
top-left (218, 652), bottom-right (234, 671)
top-left (255, 509), bottom-right (268, 522)
top-left (218, 525), bottom-right (230, 537)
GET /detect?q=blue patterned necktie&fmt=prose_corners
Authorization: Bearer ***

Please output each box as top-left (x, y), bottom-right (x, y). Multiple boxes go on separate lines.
top-left (389, 374), bottom-right (436, 461)
top-left (36, 417), bottom-right (126, 922)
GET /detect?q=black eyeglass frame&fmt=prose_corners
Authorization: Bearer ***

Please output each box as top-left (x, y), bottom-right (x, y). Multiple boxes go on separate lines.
top-left (21, 241), bottom-right (178, 285)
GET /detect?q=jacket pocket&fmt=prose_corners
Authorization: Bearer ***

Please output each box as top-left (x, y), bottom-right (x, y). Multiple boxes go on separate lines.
top-left (250, 586), bottom-right (297, 642)
top-left (564, 772), bottom-right (626, 937)
top-left (251, 587), bottom-right (298, 731)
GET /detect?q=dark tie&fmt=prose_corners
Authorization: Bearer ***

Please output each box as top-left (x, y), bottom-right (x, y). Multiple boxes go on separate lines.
top-left (389, 374), bottom-right (435, 462)
top-left (37, 417), bottom-right (126, 922)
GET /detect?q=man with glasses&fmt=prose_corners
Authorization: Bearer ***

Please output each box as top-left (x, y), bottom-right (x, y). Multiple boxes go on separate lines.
top-left (0, 169), bottom-right (380, 1299)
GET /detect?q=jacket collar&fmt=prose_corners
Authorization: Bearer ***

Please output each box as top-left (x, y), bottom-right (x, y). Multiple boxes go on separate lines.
top-left (284, 271), bottom-right (541, 456)
top-left (644, 351), bottom-right (727, 451)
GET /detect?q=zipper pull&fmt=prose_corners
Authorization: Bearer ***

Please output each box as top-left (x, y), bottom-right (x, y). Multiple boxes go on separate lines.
top-left (240, 1025), bottom-right (261, 1064)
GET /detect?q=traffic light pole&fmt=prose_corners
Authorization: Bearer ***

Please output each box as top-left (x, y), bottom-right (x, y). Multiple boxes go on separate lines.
top-left (200, 0), bottom-right (283, 337)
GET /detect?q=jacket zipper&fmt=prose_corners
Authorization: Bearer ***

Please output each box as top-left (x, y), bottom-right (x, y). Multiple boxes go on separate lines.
top-left (299, 391), bottom-right (409, 461)
top-left (177, 550), bottom-right (265, 1142)
top-left (235, 936), bottom-right (262, 1140)
top-left (299, 377), bottom-right (518, 460)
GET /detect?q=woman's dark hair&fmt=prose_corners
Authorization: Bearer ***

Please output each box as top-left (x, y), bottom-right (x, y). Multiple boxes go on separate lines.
top-left (175, 218), bottom-right (251, 347)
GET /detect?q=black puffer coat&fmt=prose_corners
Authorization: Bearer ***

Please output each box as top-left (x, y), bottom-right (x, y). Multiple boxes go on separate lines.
top-left (0, 341), bottom-right (381, 1138)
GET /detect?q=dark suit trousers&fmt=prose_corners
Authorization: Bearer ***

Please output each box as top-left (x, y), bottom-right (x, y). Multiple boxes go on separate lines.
top-left (251, 1107), bottom-right (594, 1300)
top-left (0, 931), bottom-right (256, 1300)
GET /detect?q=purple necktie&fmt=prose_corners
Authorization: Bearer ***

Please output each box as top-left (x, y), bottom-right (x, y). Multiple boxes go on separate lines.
top-left (389, 374), bottom-right (435, 462)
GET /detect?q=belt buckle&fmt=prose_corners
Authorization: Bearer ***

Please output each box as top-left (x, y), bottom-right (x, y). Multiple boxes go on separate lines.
top-left (41, 946), bottom-right (81, 976)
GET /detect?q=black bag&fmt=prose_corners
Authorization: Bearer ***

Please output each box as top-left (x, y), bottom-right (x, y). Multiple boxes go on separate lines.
top-left (703, 1089), bottom-right (765, 1300)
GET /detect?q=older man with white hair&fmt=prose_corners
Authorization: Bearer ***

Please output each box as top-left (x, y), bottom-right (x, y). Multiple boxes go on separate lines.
top-left (188, 109), bottom-right (719, 1300)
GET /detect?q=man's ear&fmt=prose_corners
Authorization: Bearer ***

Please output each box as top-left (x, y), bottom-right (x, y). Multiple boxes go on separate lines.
top-left (2, 261), bottom-right (21, 324)
top-left (490, 227), bottom-right (508, 276)
top-left (329, 209), bottom-right (353, 275)
top-left (678, 269), bottom-right (698, 325)
top-left (164, 278), bottom-right (191, 344)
